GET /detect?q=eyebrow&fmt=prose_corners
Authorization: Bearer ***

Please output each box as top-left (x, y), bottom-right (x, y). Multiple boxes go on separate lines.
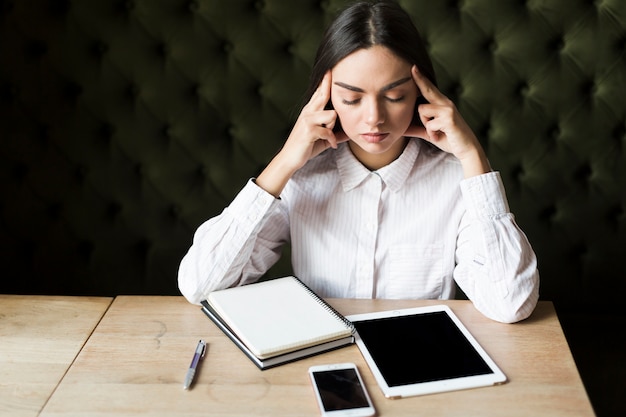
top-left (333, 77), bottom-right (412, 93)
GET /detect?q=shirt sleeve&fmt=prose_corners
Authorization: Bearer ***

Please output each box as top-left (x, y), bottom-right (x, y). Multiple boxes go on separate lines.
top-left (454, 171), bottom-right (540, 323)
top-left (177, 179), bottom-right (289, 304)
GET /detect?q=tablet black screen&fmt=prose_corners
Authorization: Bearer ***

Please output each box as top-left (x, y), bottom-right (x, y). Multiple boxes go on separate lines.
top-left (352, 311), bottom-right (492, 387)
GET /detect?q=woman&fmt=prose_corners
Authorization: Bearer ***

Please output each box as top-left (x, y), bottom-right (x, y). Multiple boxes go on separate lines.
top-left (178, 0), bottom-right (539, 323)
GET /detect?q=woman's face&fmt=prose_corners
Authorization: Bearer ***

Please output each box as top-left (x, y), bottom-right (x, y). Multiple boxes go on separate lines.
top-left (330, 45), bottom-right (419, 170)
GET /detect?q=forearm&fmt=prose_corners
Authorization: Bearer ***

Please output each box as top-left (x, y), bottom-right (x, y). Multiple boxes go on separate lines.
top-left (457, 146), bottom-right (492, 179)
top-left (256, 152), bottom-right (300, 198)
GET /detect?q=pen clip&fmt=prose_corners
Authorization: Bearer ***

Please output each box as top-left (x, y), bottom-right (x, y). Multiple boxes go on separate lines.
top-left (199, 340), bottom-right (207, 359)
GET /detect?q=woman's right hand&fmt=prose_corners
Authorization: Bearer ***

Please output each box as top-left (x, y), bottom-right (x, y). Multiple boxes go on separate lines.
top-left (279, 71), bottom-right (346, 171)
top-left (256, 71), bottom-right (347, 197)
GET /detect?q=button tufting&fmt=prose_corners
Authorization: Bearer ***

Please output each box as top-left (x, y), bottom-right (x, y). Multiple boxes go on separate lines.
top-left (516, 82), bottom-right (530, 98)
top-left (538, 204), bottom-right (558, 224)
top-left (222, 42), bottom-right (233, 54)
top-left (161, 124), bottom-right (172, 140)
top-left (74, 165), bottom-right (88, 184)
top-left (549, 124), bottom-right (560, 138)
top-left (156, 42), bottom-right (168, 59)
top-left (98, 123), bottom-right (115, 142)
top-left (195, 165), bottom-right (206, 179)
top-left (169, 205), bottom-right (181, 219)
top-left (107, 202), bottom-right (123, 220)
top-left (190, 83), bottom-right (202, 99)
top-left (64, 82), bottom-right (83, 103)
top-left (478, 123), bottom-right (491, 141)
top-left (285, 41), bottom-right (295, 55)
top-left (126, 83), bottom-right (140, 101)
top-left (580, 80), bottom-right (596, 98)
top-left (134, 163), bottom-right (143, 178)
top-left (549, 36), bottom-right (565, 53)
top-left (485, 38), bottom-right (498, 54)
top-left (511, 164), bottom-right (524, 183)
top-left (90, 41), bottom-right (109, 58)
top-left (451, 81), bottom-right (463, 100)
top-left (573, 163), bottom-right (593, 184)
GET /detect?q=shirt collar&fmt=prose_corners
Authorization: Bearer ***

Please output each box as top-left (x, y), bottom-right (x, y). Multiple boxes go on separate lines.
top-left (335, 139), bottom-right (420, 192)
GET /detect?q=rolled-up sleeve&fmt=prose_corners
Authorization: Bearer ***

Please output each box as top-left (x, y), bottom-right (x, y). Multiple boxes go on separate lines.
top-left (455, 172), bottom-right (540, 323)
top-left (178, 179), bottom-right (285, 304)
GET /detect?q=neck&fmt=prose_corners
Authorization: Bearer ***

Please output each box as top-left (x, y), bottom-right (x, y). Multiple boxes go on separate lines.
top-left (348, 137), bottom-right (409, 170)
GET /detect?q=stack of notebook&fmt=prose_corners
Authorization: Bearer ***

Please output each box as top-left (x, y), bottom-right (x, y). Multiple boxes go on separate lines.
top-left (200, 276), bottom-right (355, 370)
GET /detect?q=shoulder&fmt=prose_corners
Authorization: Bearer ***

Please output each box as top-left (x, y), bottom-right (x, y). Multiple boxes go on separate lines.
top-left (285, 148), bottom-right (340, 196)
top-left (292, 147), bottom-right (339, 182)
top-left (398, 140), bottom-right (465, 191)
top-left (415, 140), bottom-right (462, 171)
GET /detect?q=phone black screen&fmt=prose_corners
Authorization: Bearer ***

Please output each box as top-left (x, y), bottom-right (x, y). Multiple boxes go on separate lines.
top-left (312, 368), bottom-right (369, 411)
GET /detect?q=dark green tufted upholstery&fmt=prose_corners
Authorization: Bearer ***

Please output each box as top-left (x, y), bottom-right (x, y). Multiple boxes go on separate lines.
top-left (1, 1), bottom-right (625, 415)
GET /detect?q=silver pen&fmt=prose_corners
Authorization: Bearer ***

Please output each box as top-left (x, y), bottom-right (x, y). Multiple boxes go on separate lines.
top-left (183, 340), bottom-right (207, 390)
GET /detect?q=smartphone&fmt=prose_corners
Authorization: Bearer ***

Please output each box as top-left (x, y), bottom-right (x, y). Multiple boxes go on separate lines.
top-left (308, 363), bottom-right (376, 417)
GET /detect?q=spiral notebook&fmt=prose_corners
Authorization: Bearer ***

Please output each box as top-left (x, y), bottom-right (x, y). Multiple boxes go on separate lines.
top-left (200, 276), bottom-right (355, 370)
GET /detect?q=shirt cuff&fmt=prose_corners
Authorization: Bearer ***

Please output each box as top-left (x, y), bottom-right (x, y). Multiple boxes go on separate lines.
top-left (459, 171), bottom-right (510, 219)
top-left (227, 178), bottom-right (279, 226)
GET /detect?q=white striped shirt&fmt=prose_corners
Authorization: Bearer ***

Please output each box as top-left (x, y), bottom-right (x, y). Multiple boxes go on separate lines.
top-left (178, 139), bottom-right (539, 323)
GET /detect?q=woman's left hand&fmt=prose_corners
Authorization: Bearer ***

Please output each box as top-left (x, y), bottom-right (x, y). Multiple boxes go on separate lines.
top-left (404, 66), bottom-right (491, 177)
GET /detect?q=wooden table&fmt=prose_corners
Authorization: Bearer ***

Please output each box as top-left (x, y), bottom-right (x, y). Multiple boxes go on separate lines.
top-left (37, 296), bottom-right (594, 417)
top-left (0, 295), bottom-right (113, 417)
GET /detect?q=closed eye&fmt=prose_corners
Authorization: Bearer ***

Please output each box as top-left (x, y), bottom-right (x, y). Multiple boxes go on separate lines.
top-left (342, 98), bottom-right (360, 106)
top-left (342, 96), bottom-right (405, 105)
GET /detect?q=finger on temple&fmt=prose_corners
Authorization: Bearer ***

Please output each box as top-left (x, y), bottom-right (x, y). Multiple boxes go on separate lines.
top-left (412, 66), bottom-right (444, 104)
top-left (313, 71), bottom-right (332, 109)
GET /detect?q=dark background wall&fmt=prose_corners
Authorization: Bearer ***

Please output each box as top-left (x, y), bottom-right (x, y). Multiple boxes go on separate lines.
top-left (1, 0), bottom-right (624, 415)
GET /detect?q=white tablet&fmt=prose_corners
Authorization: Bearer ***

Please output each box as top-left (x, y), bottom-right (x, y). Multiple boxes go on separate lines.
top-left (346, 305), bottom-right (507, 399)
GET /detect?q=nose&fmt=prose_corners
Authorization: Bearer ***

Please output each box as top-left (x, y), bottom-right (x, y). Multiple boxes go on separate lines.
top-left (365, 98), bottom-right (385, 127)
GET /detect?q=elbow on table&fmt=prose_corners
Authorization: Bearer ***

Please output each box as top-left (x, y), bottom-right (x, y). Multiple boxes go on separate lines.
top-left (491, 262), bottom-right (541, 323)
top-left (177, 259), bottom-right (205, 305)
top-left (482, 284), bottom-right (540, 324)
top-left (492, 301), bottom-right (536, 324)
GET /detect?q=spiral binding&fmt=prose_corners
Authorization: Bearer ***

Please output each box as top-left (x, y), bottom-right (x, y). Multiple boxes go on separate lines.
top-left (292, 276), bottom-right (356, 333)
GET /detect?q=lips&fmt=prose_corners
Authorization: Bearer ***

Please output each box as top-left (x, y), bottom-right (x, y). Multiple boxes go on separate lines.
top-left (360, 132), bottom-right (389, 143)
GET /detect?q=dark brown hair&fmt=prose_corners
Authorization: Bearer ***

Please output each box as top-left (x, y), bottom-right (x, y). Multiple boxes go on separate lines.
top-left (306, 0), bottom-right (437, 103)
